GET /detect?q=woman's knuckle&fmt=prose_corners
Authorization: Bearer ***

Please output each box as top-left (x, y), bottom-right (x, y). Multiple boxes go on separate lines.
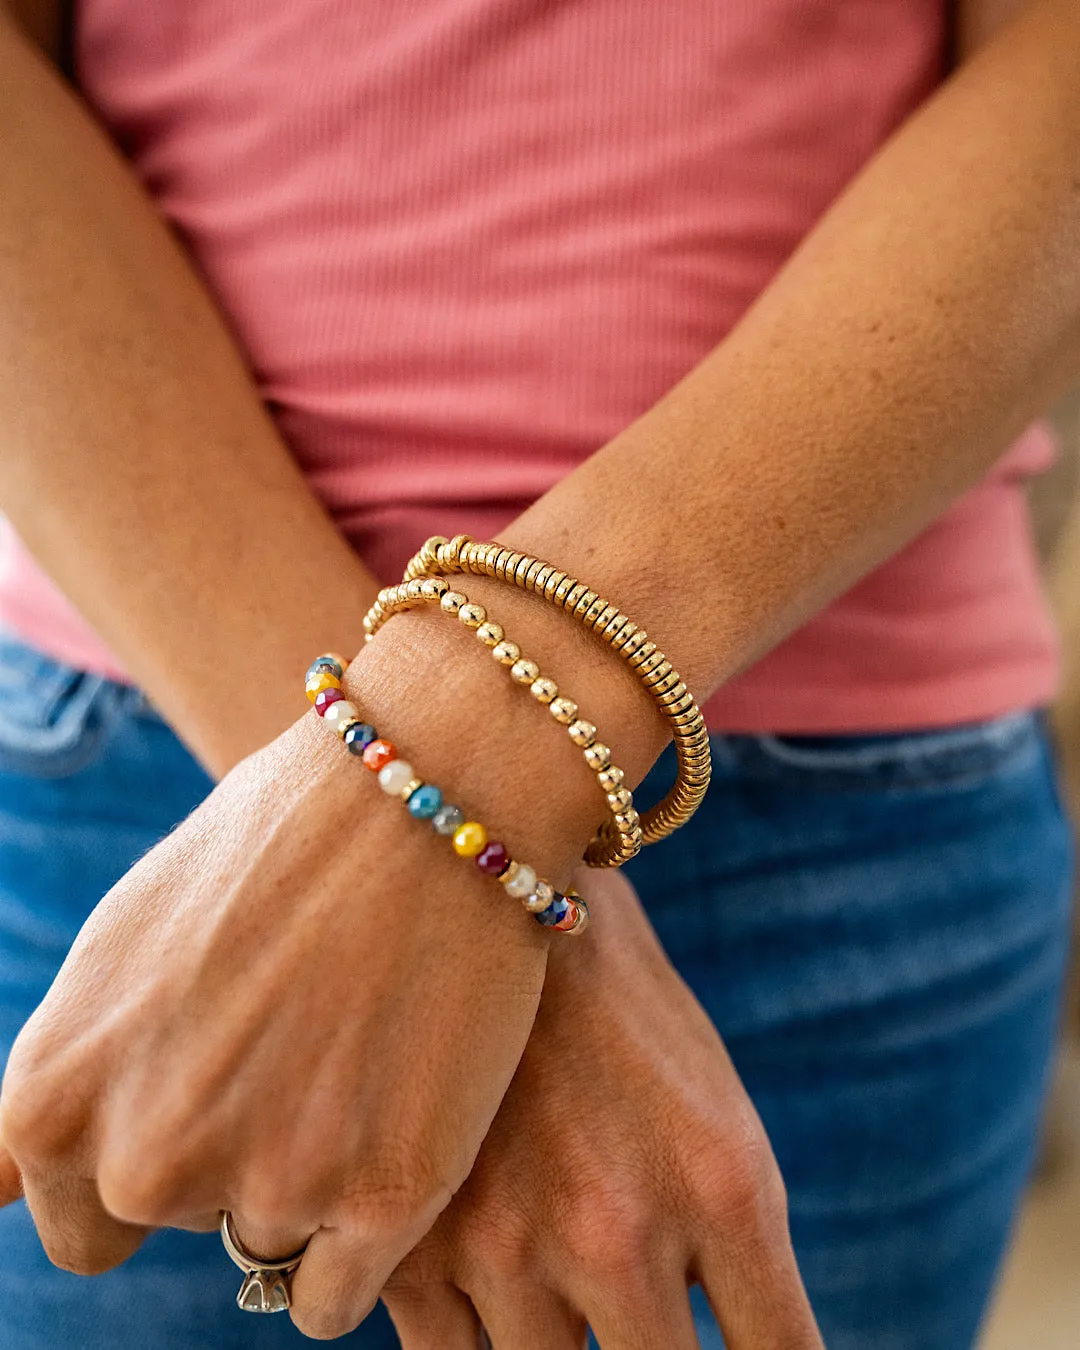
top-left (239, 1172), bottom-right (318, 1234)
top-left (98, 1154), bottom-right (175, 1225)
top-left (565, 1182), bottom-right (653, 1278)
top-left (700, 1131), bottom-right (788, 1237)
top-left (1, 1061), bottom-right (72, 1165)
top-left (484, 1216), bottom-right (534, 1280)
top-left (342, 1167), bottom-right (450, 1243)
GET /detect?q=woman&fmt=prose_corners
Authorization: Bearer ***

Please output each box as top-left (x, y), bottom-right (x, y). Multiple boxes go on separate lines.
top-left (0, 0), bottom-right (1076, 1346)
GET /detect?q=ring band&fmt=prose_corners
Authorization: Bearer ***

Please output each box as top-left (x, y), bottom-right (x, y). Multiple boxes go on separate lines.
top-left (220, 1211), bottom-right (309, 1314)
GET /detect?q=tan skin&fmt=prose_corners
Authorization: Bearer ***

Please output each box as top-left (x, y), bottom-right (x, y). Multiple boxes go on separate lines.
top-left (0, 0), bottom-right (1074, 1343)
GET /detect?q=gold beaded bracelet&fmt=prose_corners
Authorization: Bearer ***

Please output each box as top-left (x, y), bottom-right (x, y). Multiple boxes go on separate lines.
top-left (382, 534), bottom-right (712, 849)
top-left (364, 578), bottom-right (644, 867)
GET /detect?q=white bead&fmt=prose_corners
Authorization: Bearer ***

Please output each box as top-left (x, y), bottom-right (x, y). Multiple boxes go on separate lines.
top-left (323, 700), bottom-right (359, 731)
top-left (378, 760), bottom-right (416, 796)
top-left (503, 862), bottom-right (537, 899)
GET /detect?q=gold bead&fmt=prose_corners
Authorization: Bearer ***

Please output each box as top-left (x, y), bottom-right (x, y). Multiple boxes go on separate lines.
top-left (492, 640), bottom-right (521, 666)
top-left (458, 603), bottom-right (486, 628)
top-left (421, 577), bottom-right (448, 599)
top-left (400, 779), bottom-right (423, 802)
top-left (607, 787), bottom-right (633, 811)
top-left (510, 658), bottom-right (540, 685)
top-left (406, 578), bottom-right (424, 599)
top-left (440, 591), bottom-right (467, 614)
top-left (476, 621), bottom-right (504, 647)
top-left (598, 765), bottom-right (625, 791)
top-left (568, 719), bottom-right (597, 747)
top-left (530, 677), bottom-right (558, 704)
top-left (452, 821), bottom-right (488, 857)
top-left (614, 808), bottom-right (640, 832)
top-left (549, 697), bottom-right (578, 724)
top-left (584, 742), bottom-right (611, 771)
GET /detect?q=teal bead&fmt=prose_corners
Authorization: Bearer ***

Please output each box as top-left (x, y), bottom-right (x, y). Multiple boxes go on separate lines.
top-left (307, 654), bottom-right (346, 682)
top-left (407, 784), bottom-right (443, 819)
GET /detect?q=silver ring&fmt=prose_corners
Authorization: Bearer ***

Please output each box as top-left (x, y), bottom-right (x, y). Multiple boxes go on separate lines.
top-left (220, 1210), bottom-right (309, 1314)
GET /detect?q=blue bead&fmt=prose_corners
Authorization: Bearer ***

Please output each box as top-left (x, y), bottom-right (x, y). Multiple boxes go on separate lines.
top-left (307, 655), bottom-right (345, 681)
top-left (407, 784), bottom-right (443, 819)
top-left (344, 723), bottom-right (378, 755)
top-left (533, 894), bottom-right (570, 927)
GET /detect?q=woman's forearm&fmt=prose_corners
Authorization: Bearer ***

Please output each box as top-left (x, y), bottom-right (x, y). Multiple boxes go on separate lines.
top-left (0, 14), bottom-right (380, 776)
top-left (468, 0), bottom-right (1080, 774)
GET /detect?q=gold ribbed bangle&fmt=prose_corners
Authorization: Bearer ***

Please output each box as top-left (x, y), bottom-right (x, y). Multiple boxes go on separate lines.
top-left (363, 576), bottom-right (644, 867)
top-left (379, 534), bottom-right (712, 850)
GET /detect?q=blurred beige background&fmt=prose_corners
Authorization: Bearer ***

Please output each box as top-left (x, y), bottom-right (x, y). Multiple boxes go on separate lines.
top-left (980, 391), bottom-right (1080, 1349)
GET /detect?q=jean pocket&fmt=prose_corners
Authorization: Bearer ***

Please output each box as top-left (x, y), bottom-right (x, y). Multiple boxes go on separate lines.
top-left (0, 634), bottom-right (134, 779)
top-left (743, 711), bottom-right (1041, 793)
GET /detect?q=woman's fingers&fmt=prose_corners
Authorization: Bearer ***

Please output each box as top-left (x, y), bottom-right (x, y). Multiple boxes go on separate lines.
top-left (582, 1276), bottom-right (701, 1350)
top-left (289, 1222), bottom-right (433, 1341)
top-left (383, 1281), bottom-right (484, 1349)
top-left (20, 1169), bottom-right (149, 1275)
top-left (469, 1284), bottom-right (586, 1350)
top-left (696, 1211), bottom-right (822, 1350)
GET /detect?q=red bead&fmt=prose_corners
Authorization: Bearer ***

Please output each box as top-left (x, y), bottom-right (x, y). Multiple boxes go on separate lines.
top-left (362, 738), bottom-right (397, 772)
top-left (314, 687), bottom-right (346, 716)
top-left (476, 842), bottom-right (509, 876)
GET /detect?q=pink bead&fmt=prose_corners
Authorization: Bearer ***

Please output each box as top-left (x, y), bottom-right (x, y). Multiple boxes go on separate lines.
top-left (476, 841), bottom-right (510, 876)
top-left (314, 687), bottom-right (346, 716)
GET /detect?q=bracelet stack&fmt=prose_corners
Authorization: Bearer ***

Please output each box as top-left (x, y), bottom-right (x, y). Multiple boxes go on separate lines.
top-left (361, 533), bottom-right (711, 866)
top-left (305, 652), bottom-right (589, 934)
top-left (363, 577), bottom-right (643, 867)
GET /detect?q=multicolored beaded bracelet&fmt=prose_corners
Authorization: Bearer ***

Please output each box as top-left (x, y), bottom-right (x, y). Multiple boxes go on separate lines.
top-left (362, 579), bottom-right (643, 868)
top-left (305, 652), bottom-right (589, 934)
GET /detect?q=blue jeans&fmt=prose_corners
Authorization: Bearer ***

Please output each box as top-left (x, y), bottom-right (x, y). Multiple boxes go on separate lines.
top-left (0, 635), bottom-right (1071, 1349)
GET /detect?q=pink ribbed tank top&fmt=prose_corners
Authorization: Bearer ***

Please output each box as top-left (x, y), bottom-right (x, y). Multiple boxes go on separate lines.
top-left (0, 0), bottom-right (1058, 731)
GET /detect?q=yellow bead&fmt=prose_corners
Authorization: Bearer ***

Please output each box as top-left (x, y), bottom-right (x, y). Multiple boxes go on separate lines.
top-left (452, 821), bottom-right (488, 857)
top-left (305, 671), bottom-right (341, 702)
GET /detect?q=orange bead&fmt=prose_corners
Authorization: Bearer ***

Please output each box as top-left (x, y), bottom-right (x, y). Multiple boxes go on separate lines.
top-left (362, 739), bottom-right (397, 773)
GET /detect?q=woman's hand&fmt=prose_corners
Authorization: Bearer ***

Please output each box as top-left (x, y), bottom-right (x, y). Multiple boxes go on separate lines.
top-left (0, 616), bottom-right (608, 1340)
top-left (382, 870), bottom-right (823, 1350)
